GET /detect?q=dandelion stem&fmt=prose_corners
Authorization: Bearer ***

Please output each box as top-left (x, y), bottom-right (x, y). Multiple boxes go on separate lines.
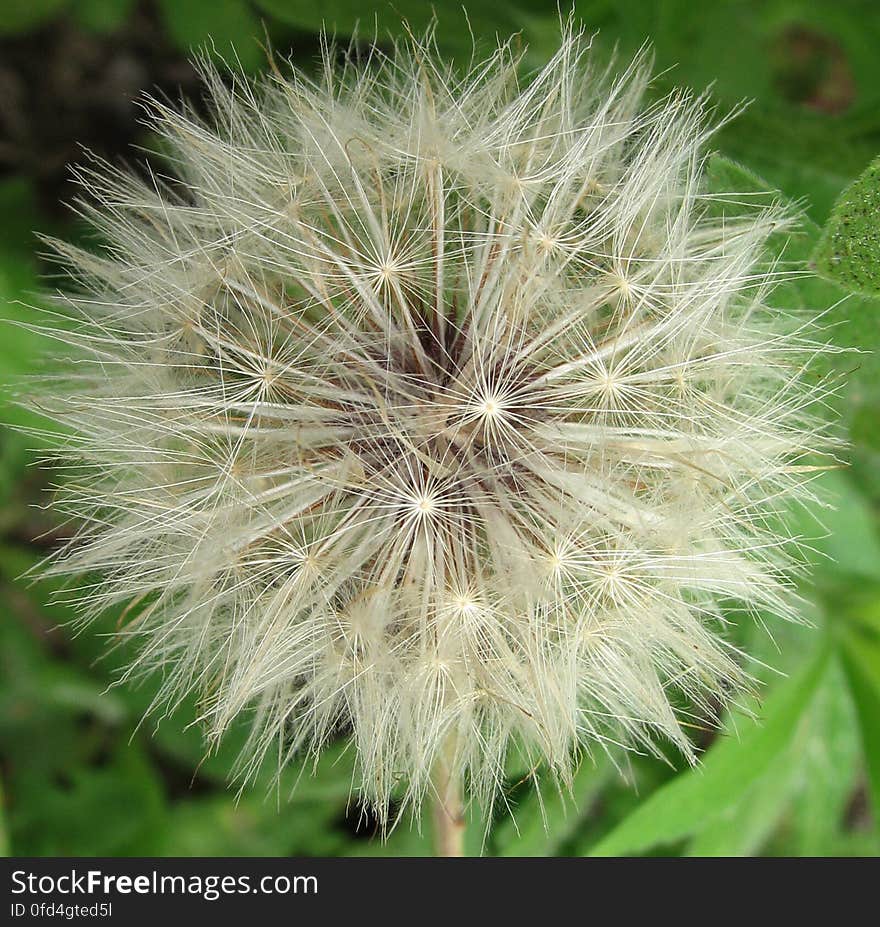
top-left (432, 752), bottom-right (465, 857)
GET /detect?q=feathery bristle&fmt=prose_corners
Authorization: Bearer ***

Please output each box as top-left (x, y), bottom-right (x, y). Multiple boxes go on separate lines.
top-left (31, 23), bottom-right (837, 818)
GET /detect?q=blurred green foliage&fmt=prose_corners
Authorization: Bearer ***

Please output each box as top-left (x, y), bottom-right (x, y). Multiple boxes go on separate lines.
top-left (1, 0), bottom-right (880, 857)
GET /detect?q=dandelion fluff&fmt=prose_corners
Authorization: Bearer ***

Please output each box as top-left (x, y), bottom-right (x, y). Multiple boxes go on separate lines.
top-left (34, 25), bottom-right (835, 818)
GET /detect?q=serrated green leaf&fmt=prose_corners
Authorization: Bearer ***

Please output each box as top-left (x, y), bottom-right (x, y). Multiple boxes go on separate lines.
top-left (587, 644), bottom-right (830, 856)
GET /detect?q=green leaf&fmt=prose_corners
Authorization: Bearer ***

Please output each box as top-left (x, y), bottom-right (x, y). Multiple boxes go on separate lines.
top-left (684, 747), bottom-right (797, 856)
top-left (714, 105), bottom-right (877, 225)
top-left (704, 154), bottom-right (880, 457)
top-left (9, 744), bottom-right (167, 855)
top-left (156, 740), bottom-right (357, 856)
top-left (813, 155), bottom-right (880, 297)
top-left (789, 469), bottom-right (880, 582)
top-left (787, 657), bottom-right (862, 854)
top-left (251, 1), bottom-right (523, 56)
top-left (346, 822), bottom-right (432, 857)
top-left (838, 615), bottom-right (880, 825)
top-left (587, 644), bottom-right (830, 856)
top-left (532, 3), bottom-right (880, 223)
top-left (492, 756), bottom-right (612, 857)
top-left (0, 179), bottom-right (62, 440)
top-left (701, 155), bottom-right (839, 321)
top-left (807, 152), bottom-right (880, 460)
top-left (685, 657), bottom-right (860, 856)
top-left (157, 0), bottom-right (265, 72)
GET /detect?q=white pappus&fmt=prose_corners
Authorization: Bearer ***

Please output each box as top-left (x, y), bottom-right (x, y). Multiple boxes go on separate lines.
top-left (31, 23), bottom-right (839, 821)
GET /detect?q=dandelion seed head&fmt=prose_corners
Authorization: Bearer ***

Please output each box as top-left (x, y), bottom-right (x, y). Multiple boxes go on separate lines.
top-left (34, 22), bottom-right (839, 818)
